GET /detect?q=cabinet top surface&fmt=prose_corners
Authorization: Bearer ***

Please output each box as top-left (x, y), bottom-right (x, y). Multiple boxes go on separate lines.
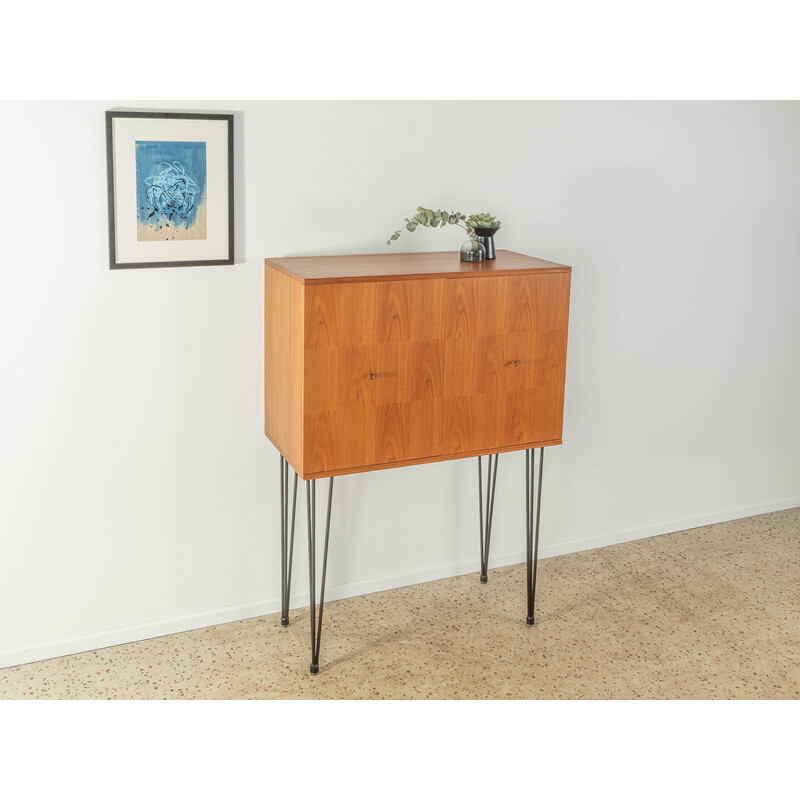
top-left (265, 249), bottom-right (572, 284)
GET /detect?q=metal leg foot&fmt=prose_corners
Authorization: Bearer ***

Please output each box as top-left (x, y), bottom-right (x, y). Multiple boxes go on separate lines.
top-left (279, 455), bottom-right (298, 626)
top-left (307, 476), bottom-right (334, 674)
top-left (478, 453), bottom-right (499, 583)
top-left (525, 448), bottom-right (544, 625)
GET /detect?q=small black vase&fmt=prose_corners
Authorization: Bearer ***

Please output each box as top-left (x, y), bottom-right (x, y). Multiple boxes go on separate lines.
top-left (474, 227), bottom-right (499, 259)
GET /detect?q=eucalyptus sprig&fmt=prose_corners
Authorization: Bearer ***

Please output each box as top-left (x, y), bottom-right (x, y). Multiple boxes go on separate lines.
top-left (387, 206), bottom-right (501, 245)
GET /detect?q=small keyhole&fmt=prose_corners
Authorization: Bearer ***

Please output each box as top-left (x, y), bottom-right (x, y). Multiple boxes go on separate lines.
top-left (512, 360), bottom-right (519, 367)
top-left (368, 373), bottom-right (376, 381)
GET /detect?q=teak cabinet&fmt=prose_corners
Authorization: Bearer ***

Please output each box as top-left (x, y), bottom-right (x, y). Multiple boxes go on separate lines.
top-left (265, 249), bottom-right (572, 674)
top-left (265, 250), bottom-right (571, 479)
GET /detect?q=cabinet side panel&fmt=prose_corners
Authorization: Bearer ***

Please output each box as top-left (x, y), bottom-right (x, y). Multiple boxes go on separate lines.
top-left (265, 265), bottom-right (303, 470)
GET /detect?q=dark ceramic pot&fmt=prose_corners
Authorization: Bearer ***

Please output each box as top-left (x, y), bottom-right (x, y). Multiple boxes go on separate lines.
top-left (474, 227), bottom-right (499, 259)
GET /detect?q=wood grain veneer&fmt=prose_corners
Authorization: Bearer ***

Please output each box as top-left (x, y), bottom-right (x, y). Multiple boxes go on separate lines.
top-left (265, 251), bottom-right (571, 479)
top-left (264, 265), bottom-right (303, 467)
top-left (267, 249), bottom-right (570, 284)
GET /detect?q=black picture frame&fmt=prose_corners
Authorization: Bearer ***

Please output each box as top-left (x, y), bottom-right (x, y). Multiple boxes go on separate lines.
top-left (106, 110), bottom-right (234, 269)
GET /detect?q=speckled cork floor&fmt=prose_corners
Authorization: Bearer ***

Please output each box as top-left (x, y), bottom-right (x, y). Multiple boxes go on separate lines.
top-left (2, 508), bottom-right (799, 700)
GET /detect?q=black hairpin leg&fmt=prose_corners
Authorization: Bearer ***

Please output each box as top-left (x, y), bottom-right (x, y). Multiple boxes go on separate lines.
top-left (478, 453), bottom-right (500, 583)
top-left (307, 476), bottom-right (334, 674)
top-left (525, 448), bottom-right (544, 626)
top-left (279, 455), bottom-right (299, 627)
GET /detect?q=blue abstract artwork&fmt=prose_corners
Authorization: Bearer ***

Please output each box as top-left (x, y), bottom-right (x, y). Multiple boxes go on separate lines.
top-left (135, 140), bottom-right (207, 241)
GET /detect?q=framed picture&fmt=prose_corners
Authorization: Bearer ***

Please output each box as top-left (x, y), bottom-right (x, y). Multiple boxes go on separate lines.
top-left (106, 110), bottom-right (234, 269)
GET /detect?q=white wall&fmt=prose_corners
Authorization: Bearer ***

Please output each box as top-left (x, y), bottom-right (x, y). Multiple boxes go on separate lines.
top-left (1, 101), bottom-right (799, 668)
